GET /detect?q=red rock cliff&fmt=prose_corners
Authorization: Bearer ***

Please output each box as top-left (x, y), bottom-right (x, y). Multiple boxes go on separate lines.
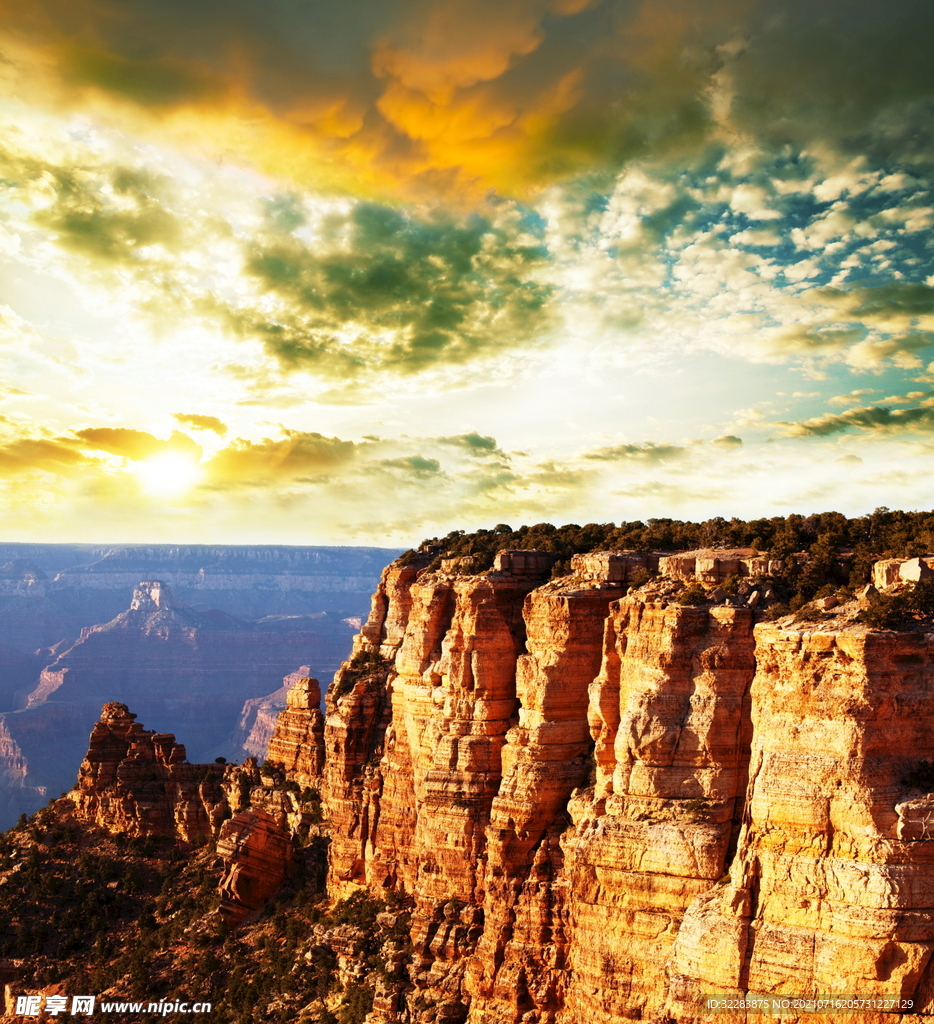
top-left (319, 551), bottom-right (934, 1024)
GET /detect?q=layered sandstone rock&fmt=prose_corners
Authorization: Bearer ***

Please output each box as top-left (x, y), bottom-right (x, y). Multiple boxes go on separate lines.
top-left (51, 546), bottom-right (934, 1023)
top-left (265, 675), bottom-right (325, 788)
top-left (218, 664), bottom-right (319, 764)
top-left (216, 807), bottom-right (295, 923)
top-left (71, 702), bottom-right (228, 843)
top-left (71, 704), bottom-right (309, 920)
top-left (664, 624), bottom-right (934, 1023)
top-left (316, 550), bottom-right (934, 1024)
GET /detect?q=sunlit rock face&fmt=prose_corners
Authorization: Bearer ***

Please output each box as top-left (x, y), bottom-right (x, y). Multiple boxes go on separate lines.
top-left (216, 807), bottom-right (295, 924)
top-left (666, 625), bottom-right (934, 1021)
top-left (265, 674), bottom-right (325, 788)
top-left (71, 698), bottom-right (325, 925)
top-left (52, 549), bottom-right (934, 1024)
top-left (71, 701), bottom-right (227, 844)
top-left (320, 552), bottom-right (934, 1024)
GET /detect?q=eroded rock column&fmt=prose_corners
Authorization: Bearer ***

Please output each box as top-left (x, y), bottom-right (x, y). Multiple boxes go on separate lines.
top-left (667, 625), bottom-right (934, 1023)
top-left (551, 598), bottom-right (757, 1024)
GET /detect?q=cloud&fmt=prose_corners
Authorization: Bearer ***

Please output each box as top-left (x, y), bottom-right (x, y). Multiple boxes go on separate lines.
top-left (711, 434), bottom-right (742, 447)
top-left (436, 431), bottom-right (502, 456)
top-left (584, 441), bottom-right (688, 463)
top-left (223, 200), bottom-right (553, 378)
top-left (204, 430), bottom-right (358, 484)
top-left (173, 413), bottom-right (228, 435)
top-left (828, 388), bottom-right (881, 406)
top-left (380, 454), bottom-right (441, 475)
top-left (74, 427), bottom-right (200, 460)
top-left (776, 404), bottom-right (934, 438)
top-left (729, 228), bottom-right (781, 246)
top-left (0, 437), bottom-right (97, 477)
top-left (817, 281), bottom-right (934, 320)
top-left (33, 165), bottom-right (181, 263)
top-left (2, 0), bottom-right (930, 199)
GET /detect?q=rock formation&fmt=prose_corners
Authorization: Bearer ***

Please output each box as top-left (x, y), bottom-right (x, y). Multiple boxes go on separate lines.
top-left (72, 702), bottom-right (228, 843)
top-left (69, 697), bottom-right (328, 927)
top-left (216, 808), bottom-right (295, 923)
top-left (313, 549), bottom-right (934, 1024)
top-left (265, 675), bottom-right (325, 788)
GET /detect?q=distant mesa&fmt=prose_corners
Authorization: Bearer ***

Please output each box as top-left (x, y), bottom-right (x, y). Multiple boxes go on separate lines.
top-left (128, 580), bottom-right (174, 611)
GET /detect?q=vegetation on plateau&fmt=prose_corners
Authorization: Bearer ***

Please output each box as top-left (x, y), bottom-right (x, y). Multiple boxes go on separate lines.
top-left (401, 509), bottom-right (934, 623)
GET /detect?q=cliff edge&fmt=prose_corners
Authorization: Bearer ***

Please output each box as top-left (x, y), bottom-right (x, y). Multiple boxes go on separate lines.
top-left (316, 548), bottom-right (934, 1023)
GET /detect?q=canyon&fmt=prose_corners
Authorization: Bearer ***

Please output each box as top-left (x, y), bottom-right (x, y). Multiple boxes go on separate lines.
top-left (0, 544), bottom-right (400, 826)
top-left (48, 543), bottom-right (934, 1022)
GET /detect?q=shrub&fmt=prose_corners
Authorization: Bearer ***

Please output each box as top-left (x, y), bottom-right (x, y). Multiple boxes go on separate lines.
top-left (337, 984), bottom-right (374, 1024)
top-left (331, 651), bottom-right (391, 700)
top-left (793, 604), bottom-right (823, 623)
top-left (629, 568), bottom-right (654, 588)
top-left (678, 585), bottom-right (707, 606)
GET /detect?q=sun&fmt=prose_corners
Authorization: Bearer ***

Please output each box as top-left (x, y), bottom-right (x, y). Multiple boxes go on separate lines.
top-left (132, 452), bottom-right (204, 498)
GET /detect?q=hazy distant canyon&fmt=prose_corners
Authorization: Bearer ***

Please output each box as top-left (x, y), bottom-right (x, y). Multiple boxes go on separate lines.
top-left (0, 544), bottom-right (402, 826)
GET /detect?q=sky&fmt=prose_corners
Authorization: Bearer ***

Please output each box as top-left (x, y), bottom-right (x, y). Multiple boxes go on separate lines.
top-left (0, 0), bottom-right (931, 545)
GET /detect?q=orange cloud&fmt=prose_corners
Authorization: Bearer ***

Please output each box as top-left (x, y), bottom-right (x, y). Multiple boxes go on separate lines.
top-left (0, 0), bottom-right (734, 198)
top-left (204, 432), bottom-right (357, 485)
top-left (0, 0), bottom-right (922, 200)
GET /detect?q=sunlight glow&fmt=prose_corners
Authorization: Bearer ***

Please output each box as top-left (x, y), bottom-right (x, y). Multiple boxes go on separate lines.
top-left (132, 452), bottom-right (204, 498)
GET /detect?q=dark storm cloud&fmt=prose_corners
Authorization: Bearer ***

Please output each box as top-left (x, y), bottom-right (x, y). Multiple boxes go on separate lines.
top-left (727, 0), bottom-right (934, 168)
top-left (3, 0), bottom-right (931, 193)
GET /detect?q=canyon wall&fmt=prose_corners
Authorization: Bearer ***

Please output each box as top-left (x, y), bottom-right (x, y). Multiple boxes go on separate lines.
top-left (317, 551), bottom-right (934, 1023)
